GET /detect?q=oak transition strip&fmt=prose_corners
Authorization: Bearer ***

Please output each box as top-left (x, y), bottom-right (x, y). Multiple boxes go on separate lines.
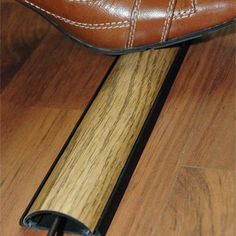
top-left (21, 47), bottom-right (178, 235)
top-left (95, 45), bottom-right (188, 236)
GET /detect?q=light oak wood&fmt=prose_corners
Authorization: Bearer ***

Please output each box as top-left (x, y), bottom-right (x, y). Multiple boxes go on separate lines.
top-left (108, 26), bottom-right (236, 236)
top-left (1, 12), bottom-right (115, 236)
top-left (23, 48), bottom-right (178, 234)
top-left (158, 167), bottom-right (236, 236)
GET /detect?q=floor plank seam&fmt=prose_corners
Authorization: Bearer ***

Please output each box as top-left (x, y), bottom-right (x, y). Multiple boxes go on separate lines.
top-left (181, 164), bottom-right (236, 172)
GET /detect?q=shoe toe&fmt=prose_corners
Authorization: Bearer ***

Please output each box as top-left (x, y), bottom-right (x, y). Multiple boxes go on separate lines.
top-left (167, 0), bottom-right (236, 42)
top-left (20, 0), bottom-right (236, 53)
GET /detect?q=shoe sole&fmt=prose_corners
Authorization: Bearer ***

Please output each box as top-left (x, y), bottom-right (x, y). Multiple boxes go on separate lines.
top-left (19, 1), bottom-right (236, 56)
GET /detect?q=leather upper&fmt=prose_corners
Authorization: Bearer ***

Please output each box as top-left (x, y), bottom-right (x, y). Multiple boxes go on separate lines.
top-left (20, 0), bottom-right (236, 50)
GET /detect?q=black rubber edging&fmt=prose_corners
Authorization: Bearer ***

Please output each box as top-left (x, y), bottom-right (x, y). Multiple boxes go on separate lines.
top-left (94, 44), bottom-right (189, 236)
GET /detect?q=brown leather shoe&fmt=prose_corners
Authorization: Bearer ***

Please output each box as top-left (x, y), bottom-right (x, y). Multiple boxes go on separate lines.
top-left (19, 0), bottom-right (236, 55)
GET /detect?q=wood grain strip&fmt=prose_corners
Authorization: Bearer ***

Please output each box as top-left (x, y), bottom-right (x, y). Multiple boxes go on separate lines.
top-left (23, 48), bottom-right (178, 234)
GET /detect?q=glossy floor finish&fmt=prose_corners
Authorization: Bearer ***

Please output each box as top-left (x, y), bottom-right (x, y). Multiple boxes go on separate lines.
top-left (1, 1), bottom-right (236, 236)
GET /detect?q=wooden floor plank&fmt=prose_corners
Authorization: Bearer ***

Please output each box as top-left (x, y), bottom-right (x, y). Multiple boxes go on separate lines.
top-left (1, 13), bottom-right (115, 235)
top-left (1, 102), bottom-right (80, 236)
top-left (1, 31), bottom-right (114, 109)
top-left (108, 26), bottom-right (235, 236)
top-left (180, 26), bottom-right (236, 170)
top-left (1, 0), bottom-right (51, 89)
top-left (157, 167), bottom-right (236, 236)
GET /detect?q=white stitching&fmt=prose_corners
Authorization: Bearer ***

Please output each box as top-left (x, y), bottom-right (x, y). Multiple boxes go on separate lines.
top-left (68, 0), bottom-right (98, 2)
top-left (191, 0), bottom-right (196, 9)
top-left (161, 0), bottom-right (173, 42)
top-left (173, 9), bottom-right (195, 19)
top-left (24, 0), bottom-right (129, 29)
top-left (173, 12), bottom-right (195, 20)
top-left (68, 0), bottom-right (102, 6)
top-left (127, 0), bottom-right (142, 48)
top-left (161, 0), bottom-right (176, 42)
top-left (173, 0), bottom-right (197, 20)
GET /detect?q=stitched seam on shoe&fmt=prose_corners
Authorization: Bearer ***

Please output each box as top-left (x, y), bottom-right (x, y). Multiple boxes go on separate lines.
top-left (173, 8), bottom-right (195, 19)
top-left (191, 0), bottom-right (197, 9)
top-left (127, 0), bottom-right (142, 48)
top-left (161, 0), bottom-right (177, 42)
top-left (68, 0), bottom-right (106, 7)
top-left (173, 0), bottom-right (197, 20)
top-left (24, 0), bottom-right (130, 29)
top-left (68, 0), bottom-right (100, 3)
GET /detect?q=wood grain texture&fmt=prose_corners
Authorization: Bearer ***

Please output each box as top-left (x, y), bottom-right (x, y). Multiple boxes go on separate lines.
top-left (1, 0), bottom-right (50, 89)
top-left (1, 31), bottom-right (114, 109)
top-left (181, 26), bottom-right (236, 170)
top-left (1, 103), bottom-right (81, 236)
top-left (158, 167), bottom-right (236, 236)
top-left (1, 16), bottom-right (115, 236)
top-left (24, 48), bottom-right (178, 233)
top-left (108, 26), bottom-right (235, 236)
